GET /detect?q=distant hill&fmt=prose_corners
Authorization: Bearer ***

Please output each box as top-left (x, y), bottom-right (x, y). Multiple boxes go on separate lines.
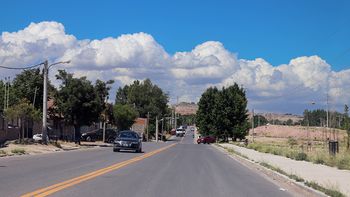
top-left (262, 112), bottom-right (303, 122)
top-left (174, 102), bottom-right (198, 115)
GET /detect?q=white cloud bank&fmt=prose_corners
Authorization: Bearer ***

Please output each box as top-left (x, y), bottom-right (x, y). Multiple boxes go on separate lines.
top-left (1, 21), bottom-right (349, 114)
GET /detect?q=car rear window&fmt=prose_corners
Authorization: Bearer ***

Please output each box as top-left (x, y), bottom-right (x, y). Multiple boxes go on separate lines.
top-left (119, 132), bottom-right (137, 138)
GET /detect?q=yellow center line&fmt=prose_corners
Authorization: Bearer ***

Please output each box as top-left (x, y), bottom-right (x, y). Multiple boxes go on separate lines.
top-left (21, 143), bottom-right (176, 197)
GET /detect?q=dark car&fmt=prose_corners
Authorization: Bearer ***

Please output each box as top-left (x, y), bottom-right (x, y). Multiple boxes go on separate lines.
top-left (113, 130), bottom-right (142, 153)
top-left (81, 128), bottom-right (118, 143)
top-left (197, 136), bottom-right (216, 144)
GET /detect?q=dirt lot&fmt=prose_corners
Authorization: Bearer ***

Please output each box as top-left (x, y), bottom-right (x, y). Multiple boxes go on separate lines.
top-left (250, 125), bottom-right (347, 141)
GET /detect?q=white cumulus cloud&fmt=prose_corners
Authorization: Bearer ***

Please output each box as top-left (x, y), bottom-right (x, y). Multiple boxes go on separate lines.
top-left (1, 21), bottom-right (349, 114)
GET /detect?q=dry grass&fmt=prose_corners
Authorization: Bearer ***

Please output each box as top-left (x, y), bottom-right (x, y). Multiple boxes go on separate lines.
top-left (239, 136), bottom-right (350, 170)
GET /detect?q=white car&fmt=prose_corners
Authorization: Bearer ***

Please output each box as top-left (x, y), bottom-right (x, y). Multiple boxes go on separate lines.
top-left (176, 128), bottom-right (185, 137)
top-left (32, 134), bottom-right (49, 142)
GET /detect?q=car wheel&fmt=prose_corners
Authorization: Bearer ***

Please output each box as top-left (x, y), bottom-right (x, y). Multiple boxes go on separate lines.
top-left (108, 138), bottom-right (114, 143)
top-left (113, 148), bottom-right (119, 152)
top-left (86, 136), bottom-right (92, 142)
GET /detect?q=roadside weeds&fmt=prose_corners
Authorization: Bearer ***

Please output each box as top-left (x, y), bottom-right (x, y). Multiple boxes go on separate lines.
top-left (0, 141), bottom-right (110, 158)
top-left (216, 144), bottom-right (346, 197)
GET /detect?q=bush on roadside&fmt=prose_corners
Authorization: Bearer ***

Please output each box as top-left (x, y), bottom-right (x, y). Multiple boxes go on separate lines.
top-left (11, 148), bottom-right (26, 155)
top-left (336, 155), bottom-right (350, 170)
top-left (295, 152), bottom-right (308, 161)
top-left (0, 150), bottom-right (6, 155)
top-left (314, 155), bottom-right (326, 164)
top-left (50, 141), bottom-right (62, 149)
top-left (287, 137), bottom-right (298, 148)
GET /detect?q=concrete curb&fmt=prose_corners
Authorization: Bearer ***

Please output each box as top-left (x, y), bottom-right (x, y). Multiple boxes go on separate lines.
top-left (213, 144), bottom-right (328, 197)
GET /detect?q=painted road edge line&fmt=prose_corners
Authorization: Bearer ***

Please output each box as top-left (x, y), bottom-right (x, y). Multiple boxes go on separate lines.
top-left (21, 143), bottom-right (176, 197)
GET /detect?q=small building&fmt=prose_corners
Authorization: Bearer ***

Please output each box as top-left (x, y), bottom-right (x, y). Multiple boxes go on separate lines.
top-left (131, 118), bottom-right (147, 137)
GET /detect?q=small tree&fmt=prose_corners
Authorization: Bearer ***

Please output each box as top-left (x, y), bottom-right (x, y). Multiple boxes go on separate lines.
top-left (5, 99), bottom-right (41, 143)
top-left (113, 104), bottom-right (138, 130)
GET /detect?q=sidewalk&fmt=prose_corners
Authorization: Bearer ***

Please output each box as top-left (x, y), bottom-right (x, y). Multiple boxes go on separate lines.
top-left (219, 143), bottom-right (350, 197)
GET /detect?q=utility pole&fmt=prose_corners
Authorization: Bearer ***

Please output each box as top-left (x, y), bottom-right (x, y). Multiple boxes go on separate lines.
top-left (252, 109), bottom-right (254, 142)
top-left (6, 77), bottom-right (10, 109)
top-left (146, 112), bottom-right (150, 141)
top-left (174, 112), bottom-right (177, 129)
top-left (156, 116), bottom-right (159, 142)
top-left (33, 87), bottom-right (38, 107)
top-left (326, 92), bottom-right (329, 128)
top-left (42, 60), bottom-right (49, 145)
top-left (161, 118), bottom-right (164, 140)
top-left (3, 77), bottom-right (7, 111)
top-left (42, 60), bottom-right (70, 145)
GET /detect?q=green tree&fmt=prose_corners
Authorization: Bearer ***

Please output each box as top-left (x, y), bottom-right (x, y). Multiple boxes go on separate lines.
top-left (12, 68), bottom-right (56, 110)
top-left (54, 70), bottom-right (104, 144)
top-left (5, 99), bottom-right (41, 143)
top-left (115, 79), bottom-right (169, 137)
top-left (113, 104), bottom-right (138, 130)
top-left (196, 84), bottom-right (249, 141)
top-left (253, 115), bottom-right (268, 128)
top-left (285, 119), bottom-right (294, 126)
top-left (196, 87), bottom-right (218, 137)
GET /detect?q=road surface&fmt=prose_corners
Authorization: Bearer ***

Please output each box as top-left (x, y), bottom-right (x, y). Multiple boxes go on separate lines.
top-left (0, 130), bottom-right (292, 197)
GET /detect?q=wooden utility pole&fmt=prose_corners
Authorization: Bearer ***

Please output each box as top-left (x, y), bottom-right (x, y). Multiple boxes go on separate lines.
top-left (146, 112), bottom-right (150, 141)
top-left (156, 116), bottom-right (158, 142)
top-left (252, 109), bottom-right (254, 142)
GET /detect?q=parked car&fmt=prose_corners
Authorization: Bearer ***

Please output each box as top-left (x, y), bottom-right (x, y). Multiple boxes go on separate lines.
top-left (113, 130), bottom-right (142, 153)
top-left (81, 128), bottom-right (118, 143)
top-left (32, 134), bottom-right (49, 143)
top-left (197, 136), bottom-right (216, 144)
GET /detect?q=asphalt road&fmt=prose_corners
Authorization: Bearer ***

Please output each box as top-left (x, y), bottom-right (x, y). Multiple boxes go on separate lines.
top-left (0, 130), bottom-right (292, 197)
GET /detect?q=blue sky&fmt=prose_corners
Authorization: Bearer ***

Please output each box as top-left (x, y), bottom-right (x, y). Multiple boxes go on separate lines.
top-left (1, 0), bottom-right (350, 114)
top-left (1, 0), bottom-right (350, 71)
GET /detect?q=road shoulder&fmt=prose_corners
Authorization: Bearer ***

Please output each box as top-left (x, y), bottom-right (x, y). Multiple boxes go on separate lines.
top-left (213, 144), bottom-right (327, 197)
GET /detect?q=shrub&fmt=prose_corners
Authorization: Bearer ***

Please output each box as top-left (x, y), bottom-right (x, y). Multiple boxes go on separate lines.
top-left (336, 155), bottom-right (350, 170)
top-left (314, 156), bottom-right (325, 164)
top-left (287, 137), bottom-right (298, 148)
top-left (305, 181), bottom-right (345, 197)
top-left (289, 174), bottom-right (304, 182)
top-left (295, 152), bottom-right (308, 161)
top-left (0, 150), bottom-right (6, 155)
top-left (50, 141), bottom-right (62, 149)
top-left (11, 148), bottom-right (26, 155)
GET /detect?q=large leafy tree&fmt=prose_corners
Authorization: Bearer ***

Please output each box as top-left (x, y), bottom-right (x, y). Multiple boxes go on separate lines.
top-left (12, 68), bottom-right (56, 110)
top-left (196, 84), bottom-right (249, 141)
top-left (94, 79), bottom-right (114, 123)
top-left (54, 70), bottom-right (104, 144)
top-left (196, 87), bottom-right (219, 136)
top-left (115, 79), bottom-right (169, 136)
top-left (113, 104), bottom-right (138, 130)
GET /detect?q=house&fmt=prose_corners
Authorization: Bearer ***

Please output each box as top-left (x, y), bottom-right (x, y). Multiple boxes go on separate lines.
top-left (131, 118), bottom-right (147, 138)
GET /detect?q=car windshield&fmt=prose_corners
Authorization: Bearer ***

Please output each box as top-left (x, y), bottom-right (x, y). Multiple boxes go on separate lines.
top-left (119, 132), bottom-right (137, 139)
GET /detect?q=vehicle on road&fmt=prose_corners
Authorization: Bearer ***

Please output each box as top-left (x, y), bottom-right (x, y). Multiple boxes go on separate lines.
top-left (113, 130), bottom-right (142, 153)
top-left (32, 134), bottom-right (49, 143)
top-left (197, 136), bottom-right (216, 144)
top-left (176, 128), bottom-right (185, 137)
top-left (81, 128), bottom-right (118, 143)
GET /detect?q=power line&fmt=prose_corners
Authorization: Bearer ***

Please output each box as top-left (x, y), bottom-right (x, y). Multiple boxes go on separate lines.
top-left (0, 62), bottom-right (44, 70)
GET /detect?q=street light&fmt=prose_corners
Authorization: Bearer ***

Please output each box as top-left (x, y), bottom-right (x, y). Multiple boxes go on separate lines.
top-left (42, 60), bottom-right (70, 144)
